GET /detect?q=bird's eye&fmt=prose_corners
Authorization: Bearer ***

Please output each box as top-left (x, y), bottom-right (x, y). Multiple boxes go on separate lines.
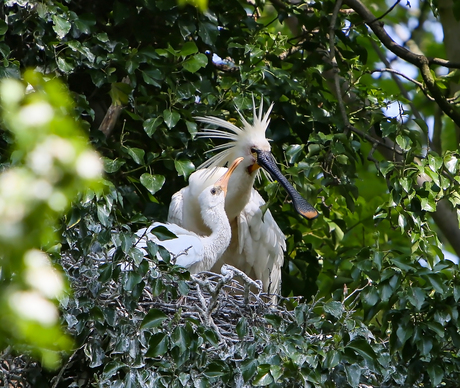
top-left (250, 147), bottom-right (258, 154)
top-left (210, 188), bottom-right (217, 195)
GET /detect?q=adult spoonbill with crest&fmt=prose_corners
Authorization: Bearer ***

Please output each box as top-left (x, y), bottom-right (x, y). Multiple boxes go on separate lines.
top-left (168, 97), bottom-right (318, 297)
top-left (137, 157), bottom-right (244, 273)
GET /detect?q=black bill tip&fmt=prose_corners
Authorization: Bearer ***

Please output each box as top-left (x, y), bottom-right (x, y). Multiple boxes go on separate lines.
top-left (255, 149), bottom-right (319, 220)
top-left (294, 200), bottom-right (319, 220)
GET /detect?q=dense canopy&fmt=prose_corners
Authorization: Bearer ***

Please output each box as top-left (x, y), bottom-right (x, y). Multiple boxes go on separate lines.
top-left (1, 0), bottom-right (460, 386)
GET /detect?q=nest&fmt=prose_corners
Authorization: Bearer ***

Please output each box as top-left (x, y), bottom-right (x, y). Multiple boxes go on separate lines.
top-left (1, 251), bottom-right (311, 387)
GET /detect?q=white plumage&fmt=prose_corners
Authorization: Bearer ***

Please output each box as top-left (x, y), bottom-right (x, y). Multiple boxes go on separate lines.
top-left (168, 98), bottom-right (318, 298)
top-left (137, 157), bottom-right (243, 273)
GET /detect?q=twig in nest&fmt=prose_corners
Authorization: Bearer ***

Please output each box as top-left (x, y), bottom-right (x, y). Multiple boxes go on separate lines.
top-left (221, 265), bottom-right (262, 305)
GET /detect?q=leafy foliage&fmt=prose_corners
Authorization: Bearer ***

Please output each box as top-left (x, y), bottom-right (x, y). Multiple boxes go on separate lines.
top-left (1, 0), bottom-right (460, 386)
top-left (0, 71), bottom-right (101, 368)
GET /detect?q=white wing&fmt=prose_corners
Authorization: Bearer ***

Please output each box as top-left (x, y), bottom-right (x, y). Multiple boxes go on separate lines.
top-left (168, 190), bottom-right (184, 226)
top-left (167, 166), bottom-right (286, 295)
top-left (210, 188), bottom-right (285, 294)
top-left (136, 223), bottom-right (205, 270)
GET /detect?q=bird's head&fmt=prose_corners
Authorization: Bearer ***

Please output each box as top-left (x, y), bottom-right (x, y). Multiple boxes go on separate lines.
top-left (195, 98), bottom-right (319, 220)
top-left (198, 157), bottom-right (244, 209)
top-left (195, 97), bottom-right (273, 180)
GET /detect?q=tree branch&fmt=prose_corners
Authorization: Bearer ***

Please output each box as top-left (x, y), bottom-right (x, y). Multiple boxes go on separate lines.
top-left (370, 68), bottom-right (432, 99)
top-left (343, 0), bottom-right (460, 127)
top-left (329, 0), bottom-right (349, 132)
top-left (97, 77), bottom-right (130, 138)
top-left (369, 0), bottom-right (400, 24)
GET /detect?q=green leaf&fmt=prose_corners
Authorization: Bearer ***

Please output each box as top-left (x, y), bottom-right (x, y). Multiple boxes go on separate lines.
top-left (163, 109), bottom-right (180, 129)
top-left (203, 361), bottom-right (228, 378)
top-left (56, 56), bottom-right (74, 73)
top-left (140, 173), bottom-right (165, 195)
top-left (109, 82), bottom-right (132, 105)
top-left (398, 213), bottom-right (407, 231)
top-left (253, 365), bottom-right (274, 386)
top-left (143, 116), bottom-right (163, 137)
top-left (146, 333), bottom-right (169, 357)
top-left (185, 120), bottom-right (197, 136)
top-left (150, 278), bottom-right (165, 297)
top-left (149, 225), bottom-right (177, 240)
top-left (171, 326), bottom-right (189, 352)
top-left (414, 118), bottom-right (429, 134)
top-left (129, 247), bottom-right (145, 265)
top-left (241, 359), bottom-right (257, 381)
top-left (141, 309), bottom-right (168, 329)
top-left (174, 158), bottom-right (195, 179)
top-left (52, 14), bottom-right (71, 39)
top-left (425, 274), bottom-right (447, 294)
top-left (198, 20), bottom-right (218, 45)
top-left (427, 363), bottom-right (444, 387)
top-left (180, 41), bottom-right (199, 56)
top-left (323, 350), bottom-right (340, 369)
top-left (99, 263), bottom-right (113, 283)
top-left (323, 300), bottom-right (344, 319)
top-left (428, 154), bottom-right (443, 172)
top-left (345, 363), bottom-right (361, 388)
top-left (391, 257), bottom-right (415, 271)
top-left (407, 287), bottom-right (425, 310)
top-left (102, 157), bottom-right (126, 173)
top-left (178, 280), bottom-right (189, 295)
top-left (265, 314), bottom-right (282, 328)
top-left (97, 204), bottom-right (111, 227)
top-left (346, 338), bottom-right (377, 361)
top-left (182, 53), bottom-right (208, 73)
top-left (124, 271), bottom-right (142, 291)
top-left (270, 364), bottom-right (283, 382)
top-left (425, 322), bottom-right (444, 338)
top-left (285, 144), bottom-right (304, 164)
top-left (0, 20), bottom-right (8, 35)
top-left (444, 153), bottom-right (458, 174)
top-left (126, 147), bottom-right (145, 165)
top-left (202, 329), bottom-right (219, 347)
top-left (178, 0), bottom-right (208, 12)
top-left (396, 323), bottom-right (413, 346)
top-left (454, 284), bottom-right (460, 302)
top-left (236, 317), bottom-right (247, 338)
top-left (102, 361), bottom-right (124, 379)
top-left (141, 69), bottom-right (163, 87)
top-left (378, 161), bottom-right (394, 176)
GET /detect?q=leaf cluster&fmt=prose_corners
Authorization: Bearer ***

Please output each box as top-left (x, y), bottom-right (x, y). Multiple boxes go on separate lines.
top-left (1, 0), bottom-right (460, 386)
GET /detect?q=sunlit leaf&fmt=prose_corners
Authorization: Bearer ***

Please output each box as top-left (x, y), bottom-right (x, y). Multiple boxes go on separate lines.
top-left (140, 173), bottom-right (165, 195)
top-left (143, 116), bottom-right (163, 137)
top-left (163, 109), bottom-right (180, 129)
top-left (126, 147), bottom-right (145, 165)
top-left (174, 158), bottom-right (195, 178)
top-left (52, 15), bottom-right (71, 38)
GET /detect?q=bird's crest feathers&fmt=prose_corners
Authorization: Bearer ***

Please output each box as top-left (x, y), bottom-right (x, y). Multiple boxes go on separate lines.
top-left (194, 97), bottom-right (274, 181)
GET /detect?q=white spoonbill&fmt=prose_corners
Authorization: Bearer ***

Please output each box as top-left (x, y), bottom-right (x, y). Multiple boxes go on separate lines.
top-left (136, 157), bottom-right (243, 273)
top-left (168, 99), bottom-right (318, 297)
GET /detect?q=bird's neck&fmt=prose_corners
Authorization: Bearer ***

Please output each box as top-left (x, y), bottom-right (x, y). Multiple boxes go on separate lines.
top-left (224, 170), bottom-right (255, 220)
top-left (200, 206), bottom-right (232, 268)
